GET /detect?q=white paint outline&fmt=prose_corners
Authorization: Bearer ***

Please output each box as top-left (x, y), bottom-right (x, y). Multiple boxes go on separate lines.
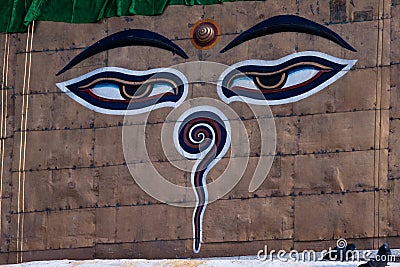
top-left (217, 51), bottom-right (357, 105)
top-left (56, 67), bottom-right (189, 115)
top-left (172, 106), bottom-right (231, 253)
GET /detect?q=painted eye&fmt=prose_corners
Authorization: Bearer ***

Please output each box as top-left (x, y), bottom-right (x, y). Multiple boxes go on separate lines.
top-left (84, 78), bottom-right (177, 101)
top-left (57, 67), bottom-right (188, 115)
top-left (217, 51), bottom-right (357, 105)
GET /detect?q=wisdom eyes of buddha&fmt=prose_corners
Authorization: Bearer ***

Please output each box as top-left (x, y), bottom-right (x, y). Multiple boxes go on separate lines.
top-left (56, 15), bottom-right (357, 253)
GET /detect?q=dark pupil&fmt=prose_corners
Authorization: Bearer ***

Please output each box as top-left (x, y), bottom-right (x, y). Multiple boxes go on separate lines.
top-left (254, 72), bottom-right (285, 89)
top-left (119, 84), bottom-right (150, 100)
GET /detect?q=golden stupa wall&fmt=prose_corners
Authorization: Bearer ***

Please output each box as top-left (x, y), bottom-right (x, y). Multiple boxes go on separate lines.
top-left (0, 0), bottom-right (398, 264)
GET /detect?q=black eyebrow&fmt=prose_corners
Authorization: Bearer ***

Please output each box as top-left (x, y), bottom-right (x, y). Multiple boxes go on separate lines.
top-left (220, 15), bottom-right (357, 53)
top-left (56, 29), bottom-right (189, 76)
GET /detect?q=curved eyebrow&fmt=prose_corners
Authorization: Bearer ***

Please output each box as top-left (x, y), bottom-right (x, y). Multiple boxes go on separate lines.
top-left (56, 29), bottom-right (189, 76)
top-left (220, 15), bottom-right (357, 53)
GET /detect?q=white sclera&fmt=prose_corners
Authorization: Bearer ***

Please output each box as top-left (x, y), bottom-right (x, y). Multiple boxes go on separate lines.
top-left (230, 76), bottom-right (258, 90)
top-left (148, 83), bottom-right (175, 96)
top-left (229, 67), bottom-right (320, 91)
top-left (90, 83), bottom-right (124, 100)
top-left (283, 68), bottom-right (319, 88)
top-left (90, 82), bottom-right (174, 99)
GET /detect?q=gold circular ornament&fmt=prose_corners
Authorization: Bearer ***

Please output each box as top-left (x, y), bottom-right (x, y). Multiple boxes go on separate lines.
top-left (190, 19), bottom-right (221, 50)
